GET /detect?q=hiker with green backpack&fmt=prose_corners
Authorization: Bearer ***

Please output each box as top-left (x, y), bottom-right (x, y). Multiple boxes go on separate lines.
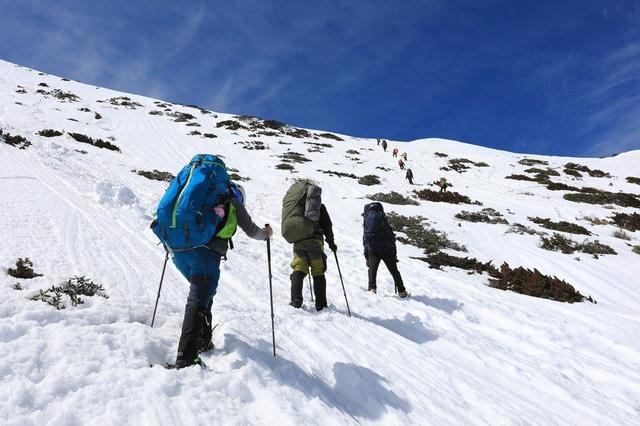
top-left (281, 179), bottom-right (336, 311)
top-left (151, 154), bottom-right (272, 369)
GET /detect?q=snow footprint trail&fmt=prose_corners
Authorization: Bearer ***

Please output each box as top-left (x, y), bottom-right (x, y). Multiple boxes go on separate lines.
top-left (6, 148), bottom-right (159, 307)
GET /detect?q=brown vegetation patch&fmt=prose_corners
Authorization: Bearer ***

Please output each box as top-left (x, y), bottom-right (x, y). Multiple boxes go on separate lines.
top-left (529, 217), bottom-right (591, 235)
top-left (414, 189), bottom-right (480, 205)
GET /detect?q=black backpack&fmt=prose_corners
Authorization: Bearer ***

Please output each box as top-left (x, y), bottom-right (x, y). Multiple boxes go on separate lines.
top-left (363, 202), bottom-right (396, 253)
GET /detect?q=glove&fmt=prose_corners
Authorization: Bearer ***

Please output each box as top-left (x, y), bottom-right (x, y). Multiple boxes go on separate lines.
top-left (328, 241), bottom-right (337, 252)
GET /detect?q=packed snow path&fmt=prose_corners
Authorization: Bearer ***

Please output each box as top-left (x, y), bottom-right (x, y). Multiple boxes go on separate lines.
top-left (1, 60), bottom-right (639, 424)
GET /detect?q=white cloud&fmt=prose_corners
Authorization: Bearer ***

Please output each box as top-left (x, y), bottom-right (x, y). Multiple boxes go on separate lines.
top-left (582, 42), bottom-right (640, 156)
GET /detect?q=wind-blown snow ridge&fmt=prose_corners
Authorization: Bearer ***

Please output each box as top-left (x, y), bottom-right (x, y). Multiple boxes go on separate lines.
top-left (1, 59), bottom-right (639, 425)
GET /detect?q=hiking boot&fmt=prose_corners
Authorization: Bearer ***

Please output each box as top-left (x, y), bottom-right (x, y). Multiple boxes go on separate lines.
top-left (368, 287), bottom-right (377, 294)
top-left (198, 340), bottom-right (215, 354)
top-left (175, 356), bottom-right (206, 370)
top-left (175, 303), bottom-right (206, 368)
top-left (398, 290), bottom-right (408, 298)
top-left (290, 271), bottom-right (305, 308)
top-left (313, 275), bottom-right (328, 311)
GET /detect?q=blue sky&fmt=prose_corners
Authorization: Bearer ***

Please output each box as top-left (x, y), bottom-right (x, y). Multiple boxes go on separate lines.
top-left (1, 0), bottom-right (638, 157)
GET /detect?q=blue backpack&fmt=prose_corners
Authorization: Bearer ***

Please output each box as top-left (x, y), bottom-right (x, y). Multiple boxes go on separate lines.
top-left (363, 202), bottom-right (396, 253)
top-left (152, 154), bottom-right (230, 250)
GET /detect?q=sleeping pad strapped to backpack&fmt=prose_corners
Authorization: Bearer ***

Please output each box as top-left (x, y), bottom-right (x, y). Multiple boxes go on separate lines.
top-left (152, 154), bottom-right (230, 250)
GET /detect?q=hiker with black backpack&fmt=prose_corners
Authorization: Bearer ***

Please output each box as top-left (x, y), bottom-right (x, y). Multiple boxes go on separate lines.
top-left (363, 202), bottom-right (408, 298)
top-left (151, 154), bottom-right (272, 369)
top-left (281, 179), bottom-right (336, 311)
top-left (406, 168), bottom-right (414, 185)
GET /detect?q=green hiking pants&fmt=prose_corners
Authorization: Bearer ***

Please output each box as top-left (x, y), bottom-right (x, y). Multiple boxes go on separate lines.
top-left (291, 239), bottom-right (327, 277)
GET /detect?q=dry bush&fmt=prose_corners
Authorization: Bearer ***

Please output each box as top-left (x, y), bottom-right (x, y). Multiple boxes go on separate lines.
top-left (1, 131), bottom-right (32, 149)
top-left (8, 258), bottom-right (43, 279)
top-left (612, 229), bottom-right (631, 240)
top-left (490, 263), bottom-right (595, 303)
top-left (133, 169), bottom-right (174, 182)
top-left (518, 158), bottom-right (548, 166)
top-left (419, 252), bottom-right (498, 275)
top-left (456, 208), bottom-right (508, 224)
top-left (611, 212), bottom-right (640, 231)
top-left (317, 132), bottom-right (343, 141)
top-left (367, 191), bottom-right (419, 205)
top-left (68, 132), bottom-right (120, 152)
top-left (564, 162), bottom-right (611, 178)
top-left (414, 189), bottom-right (480, 205)
top-left (31, 276), bottom-right (108, 310)
top-left (505, 223), bottom-right (541, 235)
top-left (275, 163), bottom-right (295, 171)
top-left (529, 217), bottom-right (591, 235)
top-left (358, 175), bottom-right (381, 186)
top-left (318, 170), bottom-right (358, 179)
top-left (540, 233), bottom-right (616, 256)
top-left (564, 192), bottom-right (640, 209)
top-left (578, 215), bottom-right (609, 226)
top-left (387, 213), bottom-right (466, 254)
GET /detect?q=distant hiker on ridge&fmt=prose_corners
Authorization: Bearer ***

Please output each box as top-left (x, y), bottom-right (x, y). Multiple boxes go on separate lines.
top-left (392, 148), bottom-right (398, 157)
top-left (377, 138), bottom-right (381, 146)
top-left (381, 140), bottom-right (388, 152)
top-left (151, 154), bottom-right (272, 369)
top-left (435, 177), bottom-right (451, 192)
top-left (363, 202), bottom-right (408, 298)
top-left (281, 179), bottom-right (336, 311)
top-left (401, 152), bottom-right (408, 161)
top-left (405, 168), bottom-right (414, 185)
top-left (398, 159), bottom-right (405, 170)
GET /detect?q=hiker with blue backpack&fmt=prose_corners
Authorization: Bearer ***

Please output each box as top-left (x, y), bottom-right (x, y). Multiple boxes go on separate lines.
top-left (363, 202), bottom-right (408, 298)
top-left (151, 154), bottom-right (272, 369)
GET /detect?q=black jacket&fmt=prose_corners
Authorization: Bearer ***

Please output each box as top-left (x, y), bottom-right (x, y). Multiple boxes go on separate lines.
top-left (314, 204), bottom-right (335, 247)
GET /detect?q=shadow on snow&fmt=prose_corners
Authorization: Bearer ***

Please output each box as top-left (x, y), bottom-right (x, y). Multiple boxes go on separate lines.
top-left (411, 296), bottom-right (463, 315)
top-left (223, 334), bottom-right (412, 420)
top-left (355, 312), bottom-right (439, 344)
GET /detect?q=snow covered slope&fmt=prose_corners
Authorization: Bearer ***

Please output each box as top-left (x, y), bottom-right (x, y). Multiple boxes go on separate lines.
top-left (1, 59), bottom-right (639, 425)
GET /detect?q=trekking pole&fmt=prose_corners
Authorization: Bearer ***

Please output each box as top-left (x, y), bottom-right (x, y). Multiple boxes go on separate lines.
top-left (151, 251), bottom-right (169, 328)
top-left (333, 250), bottom-right (351, 317)
top-left (266, 226), bottom-right (276, 357)
top-left (304, 255), bottom-right (314, 301)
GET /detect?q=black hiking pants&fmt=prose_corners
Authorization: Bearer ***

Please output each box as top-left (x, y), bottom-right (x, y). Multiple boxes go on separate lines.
top-left (367, 252), bottom-right (405, 292)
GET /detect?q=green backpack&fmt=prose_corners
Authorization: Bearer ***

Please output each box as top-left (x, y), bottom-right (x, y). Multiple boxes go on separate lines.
top-left (281, 180), bottom-right (321, 243)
